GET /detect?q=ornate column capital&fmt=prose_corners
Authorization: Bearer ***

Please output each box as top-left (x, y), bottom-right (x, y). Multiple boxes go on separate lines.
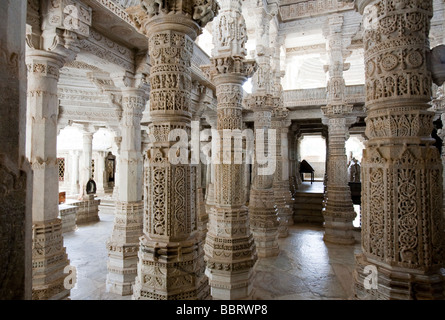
top-left (272, 106), bottom-right (289, 121)
top-left (126, 0), bottom-right (219, 38)
top-left (201, 57), bottom-right (258, 85)
top-left (245, 93), bottom-right (275, 112)
top-left (26, 0), bottom-right (92, 64)
top-left (322, 104), bottom-right (354, 117)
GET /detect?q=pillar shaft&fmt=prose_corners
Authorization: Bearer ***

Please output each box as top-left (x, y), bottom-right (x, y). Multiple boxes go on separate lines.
top-left (322, 116), bottom-right (356, 244)
top-left (112, 137), bottom-right (121, 200)
top-left (127, 1), bottom-right (219, 299)
top-left (107, 90), bottom-right (145, 296)
top-left (354, 0), bottom-right (445, 299)
top-left (272, 117), bottom-right (294, 237)
top-left (321, 14), bottom-right (356, 245)
top-left (201, 0), bottom-right (258, 299)
top-left (26, 51), bottom-right (71, 300)
top-left (69, 150), bottom-right (80, 195)
top-left (247, 7), bottom-right (280, 258)
top-left (80, 129), bottom-right (93, 199)
top-left (95, 151), bottom-right (107, 194)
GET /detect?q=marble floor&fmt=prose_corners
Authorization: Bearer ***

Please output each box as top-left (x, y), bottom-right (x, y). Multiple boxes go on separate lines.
top-left (64, 210), bottom-right (362, 300)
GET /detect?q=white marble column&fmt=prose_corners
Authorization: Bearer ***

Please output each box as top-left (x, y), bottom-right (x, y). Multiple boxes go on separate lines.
top-left (200, 0), bottom-right (258, 299)
top-left (272, 115), bottom-right (294, 237)
top-left (288, 124), bottom-right (300, 197)
top-left (25, 0), bottom-right (91, 300)
top-left (79, 127), bottom-right (94, 200)
top-left (107, 87), bottom-right (146, 296)
top-left (95, 151), bottom-right (107, 195)
top-left (127, 0), bottom-right (218, 300)
top-left (26, 50), bottom-right (72, 300)
top-left (112, 136), bottom-right (121, 200)
top-left (247, 6), bottom-right (280, 258)
top-left (204, 114), bottom-right (217, 213)
top-left (69, 150), bottom-right (80, 196)
top-left (321, 14), bottom-right (356, 245)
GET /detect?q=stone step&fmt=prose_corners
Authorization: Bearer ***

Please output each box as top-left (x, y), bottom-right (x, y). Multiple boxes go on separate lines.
top-left (292, 192), bottom-right (324, 224)
top-left (293, 201), bottom-right (324, 209)
top-left (98, 196), bottom-right (116, 215)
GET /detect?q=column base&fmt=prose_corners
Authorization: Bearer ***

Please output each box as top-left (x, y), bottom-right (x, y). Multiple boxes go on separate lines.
top-left (275, 182), bottom-right (295, 227)
top-left (132, 235), bottom-right (209, 300)
top-left (249, 189), bottom-right (280, 257)
top-left (106, 201), bottom-right (143, 296)
top-left (106, 242), bottom-right (139, 296)
top-left (205, 205), bottom-right (258, 300)
top-left (323, 215), bottom-right (356, 245)
top-left (353, 254), bottom-right (445, 300)
top-left (32, 219), bottom-right (71, 300)
top-left (206, 268), bottom-right (256, 300)
top-left (274, 187), bottom-right (291, 238)
top-left (322, 192), bottom-right (356, 245)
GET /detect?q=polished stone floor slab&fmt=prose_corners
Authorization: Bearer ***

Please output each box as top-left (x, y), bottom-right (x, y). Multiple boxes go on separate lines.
top-left (64, 211), bottom-right (362, 300)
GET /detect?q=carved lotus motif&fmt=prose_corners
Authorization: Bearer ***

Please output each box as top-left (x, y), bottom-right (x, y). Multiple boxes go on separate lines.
top-left (380, 53), bottom-right (398, 71)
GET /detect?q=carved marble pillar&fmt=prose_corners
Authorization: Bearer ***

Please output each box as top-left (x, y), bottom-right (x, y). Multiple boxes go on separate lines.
top-left (112, 136), bottom-right (122, 200)
top-left (247, 7), bottom-right (280, 258)
top-left (244, 128), bottom-right (252, 205)
top-left (201, 0), bottom-right (258, 299)
top-left (25, 0), bottom-right (91, 299)
top-left (193, 116), bottom-right (207, 298)
top-left (280, 124), bottom-right (294, 216)
top-left (204, 115), bottom-right (217, 213)
top-left (270, 32), bottom-right (294, 235)
top-left (107, 88), bottom-right (146, 296)
top-left (288, 124), bottom-right (300, 197)
top-left (79, 126), bottom-right (94, 200)
top-left (26, 51), bottom-right (72, 300)
top-left (321, 14), bottom-right (356, 245)
top-left (352, 0), bottom-right (445, 299)
top-left (127, 0), bottom-right (218, 300)
top-left (95, 151), bottom-right (107, 195)
top-left (0, 0), bottom-right (31, 299)
top-left (69, 150), bottom-right (80, 196)
top-left (249, 106), bottom-right (279, 256)
top-left (321, 115), bottom-right (357, 244)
